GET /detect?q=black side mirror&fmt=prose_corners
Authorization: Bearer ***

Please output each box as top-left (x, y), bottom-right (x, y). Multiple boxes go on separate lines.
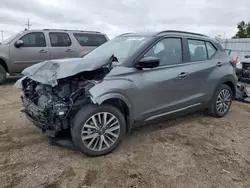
top-left (135, 56), bottom-right (160, 69)
top-left (15, 40), bottom-right (24, 48)
top-left (245, 55), bottom-right (250, 58)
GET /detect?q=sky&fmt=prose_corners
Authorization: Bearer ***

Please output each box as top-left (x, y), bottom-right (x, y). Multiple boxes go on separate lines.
top-left (0, 0), bottom-right (250, 40)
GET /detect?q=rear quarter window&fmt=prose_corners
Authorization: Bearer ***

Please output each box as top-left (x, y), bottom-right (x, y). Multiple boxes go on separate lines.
top-left (206, 42), bottom-right (217, 59)
top-left (214, 42), bottom-right (225, 51)
top-left (74, 33), bottom-right (107, 47)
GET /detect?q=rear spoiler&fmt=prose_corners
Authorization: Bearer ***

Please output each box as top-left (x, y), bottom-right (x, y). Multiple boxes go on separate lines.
top-left (224, 49), bottom-right (236, 66)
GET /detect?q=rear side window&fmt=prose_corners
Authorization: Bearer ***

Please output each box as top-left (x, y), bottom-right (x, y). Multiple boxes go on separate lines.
top-left (206, 42), bottom-right (217, 59)
top-left (74, 33), bottom-right (107, 46)
top-left (49, 32), bottom-right (71, 47)
top-left (20, 32), bottom-right (46, 47)
top-left (188, 39), bottom-right (207, 61)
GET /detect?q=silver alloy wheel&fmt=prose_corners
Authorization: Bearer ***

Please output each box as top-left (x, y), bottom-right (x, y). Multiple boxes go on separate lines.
top-left (81, 112), bottom-right (121, 151)
top-left (216, 89), bottom-right (231, 114)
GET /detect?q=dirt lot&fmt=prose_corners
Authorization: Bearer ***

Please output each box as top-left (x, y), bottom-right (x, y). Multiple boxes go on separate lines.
top-left (0, 77), bottom-right (250, 188)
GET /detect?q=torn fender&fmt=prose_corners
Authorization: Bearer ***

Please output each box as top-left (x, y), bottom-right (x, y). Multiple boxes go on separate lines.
top-left (89, 79), bottom-right (134, 117)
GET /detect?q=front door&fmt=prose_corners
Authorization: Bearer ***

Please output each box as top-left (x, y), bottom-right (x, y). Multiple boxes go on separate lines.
top-left (132, 37), bottom-right (203, 121)
top-left (10, 32), bottom-right (49, 73)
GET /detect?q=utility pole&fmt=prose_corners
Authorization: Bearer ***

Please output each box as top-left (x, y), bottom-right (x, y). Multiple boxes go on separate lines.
top-left (25, 19), bottom-right (32, 30)
top-left (0, 30), bottom-right (3, 42)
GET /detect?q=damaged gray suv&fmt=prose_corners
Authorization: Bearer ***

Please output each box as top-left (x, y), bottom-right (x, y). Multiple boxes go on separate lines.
top-left (15, 30), bottom-right (237, 156)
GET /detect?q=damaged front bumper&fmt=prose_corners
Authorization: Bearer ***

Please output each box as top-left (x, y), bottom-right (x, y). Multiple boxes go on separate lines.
top-left (14, 56), bottom-right (114, 137)
top-left (21, 96), bottom-right (70, 137)
top-left (23, 109), bottom-right (47, 130)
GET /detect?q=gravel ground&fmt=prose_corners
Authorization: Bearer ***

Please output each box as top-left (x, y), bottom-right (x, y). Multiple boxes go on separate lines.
top-left (0, 77), bottom-right (250, 188)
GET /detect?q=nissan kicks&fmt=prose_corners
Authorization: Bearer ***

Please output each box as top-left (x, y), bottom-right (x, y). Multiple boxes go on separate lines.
top-left (15, 30), bottom-right (237, 156)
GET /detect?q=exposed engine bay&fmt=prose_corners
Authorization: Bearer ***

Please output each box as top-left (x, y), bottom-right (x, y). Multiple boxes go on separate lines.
top-left (20, 67), bottom-right (109, 136)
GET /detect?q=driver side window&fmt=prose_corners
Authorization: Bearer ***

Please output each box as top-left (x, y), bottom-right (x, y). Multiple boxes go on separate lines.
top-left (20, 32), bottom-right (46, 47)
top-left (153, 42), bottom-right (165, 54)
top-left (144, 38), bottom-right (182, 66)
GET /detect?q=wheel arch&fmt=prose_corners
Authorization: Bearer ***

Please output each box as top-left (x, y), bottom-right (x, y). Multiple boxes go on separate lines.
top-left (215, 75), bottom-right (237, 98)
top-left (0, 58), bottom-right (9, 73)
top-left (95, 94), bottom-right (133, 132)
top-left (223, 81), bottom-right (236, 98)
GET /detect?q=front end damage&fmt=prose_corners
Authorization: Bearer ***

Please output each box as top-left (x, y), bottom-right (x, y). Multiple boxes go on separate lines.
top-left (15, 58), bottom-right (112, 137)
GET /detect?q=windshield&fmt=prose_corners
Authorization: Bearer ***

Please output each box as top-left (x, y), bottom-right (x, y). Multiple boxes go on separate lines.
top-left (1, 31), bottom-right (24, 45)
top-left (84, 36), bottom-right (151, 64)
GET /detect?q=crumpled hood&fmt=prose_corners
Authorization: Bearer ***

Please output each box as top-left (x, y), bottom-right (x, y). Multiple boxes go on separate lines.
top-left (20, 55), bottom-right (111, 86)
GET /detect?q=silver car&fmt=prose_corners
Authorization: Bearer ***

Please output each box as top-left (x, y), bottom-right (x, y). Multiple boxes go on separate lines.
top-left (15, 30), bottom-right (237, 156)
top-left (0, 29), bottom-right (109, 84)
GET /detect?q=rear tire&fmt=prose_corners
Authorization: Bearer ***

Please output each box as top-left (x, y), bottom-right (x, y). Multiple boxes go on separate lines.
top-left (0, 64), bottom-right (6, 85)
top-left (71, 104), bottom-right (126, 157)
top-left (208, 84), bottom-right (233, 118)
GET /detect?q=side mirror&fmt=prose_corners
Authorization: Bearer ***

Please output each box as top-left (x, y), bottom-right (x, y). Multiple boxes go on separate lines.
top-left (245, 55), bottom-right (250, 58)
top-left (15, 40), bottom-right (24, 48)
top-left (135, 56), bottom-right (160, 69)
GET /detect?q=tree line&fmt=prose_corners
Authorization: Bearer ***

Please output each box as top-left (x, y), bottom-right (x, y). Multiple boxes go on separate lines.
top-left (233, 21), bottom-right (250, 38)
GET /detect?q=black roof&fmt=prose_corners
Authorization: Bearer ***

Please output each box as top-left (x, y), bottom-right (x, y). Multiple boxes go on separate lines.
top-left (118, 30), bottom-right (208, 38)
top-left (116, 32), bottom-right (157, 37)
top-left (157, 30), bottom-right (207, 37)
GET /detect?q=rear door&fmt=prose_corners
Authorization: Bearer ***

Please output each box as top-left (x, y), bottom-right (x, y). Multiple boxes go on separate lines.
top-left (73, 33), bottom-right (108, 57)
top-left (185, 39), bottom-right (219, 103)
top-left (48, 32), bottom-right (77, 60)
top-left (10, 32), bottom-right (49, 72)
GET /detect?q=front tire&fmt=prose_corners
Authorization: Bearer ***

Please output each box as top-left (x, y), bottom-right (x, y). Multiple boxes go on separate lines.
top-left (71, 105), bottom-right (126, 157)
top-left (0, 64), bottom-right (6, 85)
top-left (209, 84), bottom-right (233, 118)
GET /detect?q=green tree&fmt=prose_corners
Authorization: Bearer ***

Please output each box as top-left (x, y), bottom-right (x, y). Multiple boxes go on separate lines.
top-left (232, 21), bottom-right (250, 38)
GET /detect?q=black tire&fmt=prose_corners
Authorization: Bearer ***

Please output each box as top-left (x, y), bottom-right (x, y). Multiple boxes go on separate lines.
top-left (208, 84), bottom-right (233, 118)
top-left (71, 104), bottom-right (126, 157)
top-left (0, 64), bottom-right (6, 85)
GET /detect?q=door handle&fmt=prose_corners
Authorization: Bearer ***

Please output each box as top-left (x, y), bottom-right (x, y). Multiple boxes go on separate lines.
top-left (178, 72), bottom-right (189, 79)
top-left (217, 62), bottom-right (222, 67)
top-left (65, 49), bottom-right (73, 52)
top-left (39, 50), bottom-right (47, 53)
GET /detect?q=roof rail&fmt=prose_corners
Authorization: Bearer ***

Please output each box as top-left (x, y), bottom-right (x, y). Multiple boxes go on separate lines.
top-left (79, 30), bottom-right (101, 33)
top-left (115, 33), bottom-right (133, 37)
top-left (157, 30), bottom-right (207, 37)
top-left (43, 29), bottom-right (100, 33)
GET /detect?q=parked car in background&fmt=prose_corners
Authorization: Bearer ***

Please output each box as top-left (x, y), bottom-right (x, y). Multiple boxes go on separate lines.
top-left (235, 55), bottom-right (250, 81)
top-left (15, 30), bottom-right (237, 156)
top-left (225, 49), bottom-right (250, 81)
top-left (0, 29), bottom-right (109, 84)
